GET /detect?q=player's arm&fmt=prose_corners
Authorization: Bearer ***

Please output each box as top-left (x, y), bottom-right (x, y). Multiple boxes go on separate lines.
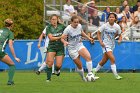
top-left (81, 31), bottom-right (94, 43)
top-left (97, 31), bottom-right (105, 47)
top-left (61, 34), bottom-right (68, 46)
top-left (118, 34), bottom-right (122, 45)
top-left (38, 33), bottom-right (45, 48)
top-left (9, 40), bottom-right (20, 62)
top-left (48, 34), bottom-right (61, 41)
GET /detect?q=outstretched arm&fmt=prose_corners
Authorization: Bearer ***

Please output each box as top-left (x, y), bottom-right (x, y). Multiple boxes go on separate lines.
top-left (9, 40), bottom-right (20, 62)
top-left (81, 31), bottom-right (94, 43)
top-left (97, 31), bottom-right (105, 47)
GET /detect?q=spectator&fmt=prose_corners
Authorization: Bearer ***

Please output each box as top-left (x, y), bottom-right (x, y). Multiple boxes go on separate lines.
top-left (122, 5), bottom-right (134, 22)
top-left (89, 10), bottom-right (100, 27)
top-left (121, 16), bottom-right (129, 31)
top-left (101, 6), bottom-right (111, 22)
top-left (63, 0), bottom-right (76, 16)
top-left (85, 0), bottom-right (97, 17)
top-left (130, 16), bottom-right (140, 29)
top-left (133, 0), bottom-right (140, 12)
top-left (120, 0), bottom-right (129, 12)
top-left (134, 6), bottom-right (140, 20)
top-left (120, 0), bottom-right (133, 13)
top-left (114, 7), bottom-right (123, 21)
top-left (75, 2), bottom-right (82, 13)
top-left (78, 6), bottom-right (88, 34)
top-left (121, 16), bottom-right (130, 40)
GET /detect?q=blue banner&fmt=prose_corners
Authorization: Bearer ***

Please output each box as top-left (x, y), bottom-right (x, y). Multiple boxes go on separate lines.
top-left (0, 40), bottom-right (140, 70)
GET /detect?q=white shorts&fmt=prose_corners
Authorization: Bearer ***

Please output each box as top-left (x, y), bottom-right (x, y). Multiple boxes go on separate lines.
top-left (68, 43), bottom-right (85, 60)
top-left (102, 46), bottom-right (114, 53)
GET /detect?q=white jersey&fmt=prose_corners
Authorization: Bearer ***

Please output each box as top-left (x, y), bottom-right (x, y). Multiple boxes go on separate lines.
top-left (99, 22), bottom-right (121, 48)
top-left (63, 24), bottom-right (83, 49)
top-left (63, 4), bottom-right (75, 16)
top-left (42, 26), bottom-right (49, 48)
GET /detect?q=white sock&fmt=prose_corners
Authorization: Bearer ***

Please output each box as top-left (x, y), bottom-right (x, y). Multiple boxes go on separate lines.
top-left (111, 64), bottom-right (118, 76)
top-left (86, 61), bottom-right (92, 73)
top-left (77, 68), bottom-right (85, 79)
top-left (38, 62), bottom-right (46, 72)
top-left (95, 63), bottom-right (102, 72)
top-left (52, 63), bottom-right (55, 73)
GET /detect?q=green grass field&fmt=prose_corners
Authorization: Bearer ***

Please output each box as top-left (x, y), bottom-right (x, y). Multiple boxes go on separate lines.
top-left (0, 72), bottom-right (140, 93)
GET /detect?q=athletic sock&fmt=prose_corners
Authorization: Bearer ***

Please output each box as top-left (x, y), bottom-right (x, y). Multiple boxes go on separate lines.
top-left (8, 65), bottom-right (16, 82)
top-left (46, 65), bottom-right (52, 80)
top-left (52, 63), bottom-right (55, 73)
top-left (95, 63), bottom-right (102, 72)
top-left (111, 64), bottom-right (118, 76)
top-left (38, 62), bottom-right (46, 72)
top-left (77, 68), bottom-right (85, 79)
top-left (86, 61), bottom-right (92, 73)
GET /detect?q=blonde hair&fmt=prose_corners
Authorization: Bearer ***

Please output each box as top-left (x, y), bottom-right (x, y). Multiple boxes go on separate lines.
top-left (4, 18), bottom-right (13, 27)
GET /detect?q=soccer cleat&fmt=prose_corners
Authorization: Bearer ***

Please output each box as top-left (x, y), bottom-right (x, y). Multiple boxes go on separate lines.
top-left (36, 71), bottom-right (41, 75)
top-left (52, 73), bottom-right (55, 75)
top-left (94, 76), bottom-right (100, 80)
top-left (115, 75), bottom-right (123, 80)
top-left (92, 68), bottom-right (96, 75)
top-left (46, 79), bottom-right (51, 82)
top-left (55, 70), bottom-right (60, 76)
top-left (7, 81), bottom-right (14, 85)
top-left (82, 77), bottom-right (87, 82)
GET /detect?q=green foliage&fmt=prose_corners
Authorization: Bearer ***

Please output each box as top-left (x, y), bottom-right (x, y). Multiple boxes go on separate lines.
top-left (0, 0), bottom-right (44, 39)
top-left (0, 0), bottom-right (138, 39)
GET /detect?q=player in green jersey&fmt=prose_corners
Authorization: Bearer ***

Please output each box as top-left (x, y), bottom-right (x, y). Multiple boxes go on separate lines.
top-left (45, 14), bottom-right (65, 82)
top-left (0, 19), bottom-right (20, 85)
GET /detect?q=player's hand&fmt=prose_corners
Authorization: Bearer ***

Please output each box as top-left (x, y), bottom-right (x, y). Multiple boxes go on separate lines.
top-left (37, 43), bottom-right (41, 48)
top-left (118, 40), bottom-right (121, 45)
top-left (89, 37), bottom-right (94, 44)
top-left (64, 41), bottom-right (69, 46)
top-left (15, 57), bottom-right (20, 62)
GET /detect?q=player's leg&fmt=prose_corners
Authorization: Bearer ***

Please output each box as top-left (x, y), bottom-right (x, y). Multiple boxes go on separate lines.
top-left (36, 62), bottom-right (47, 75)
top-left (78, 47), bottom-right (93, 73)
top-left (106, 51), bottom-right (122, 79)
top-left (1, 54), bottom-right (15, 85)
top-left (55, 55), bottom-right (64, 76)
top-left (54, 49), bottom-right (64, 76)
top-left (45, 52), bottom-right (56, 81)
top-left (94, 53), bottom-right (109, 73)
top-left (74, 56), bottom-right (87, 82)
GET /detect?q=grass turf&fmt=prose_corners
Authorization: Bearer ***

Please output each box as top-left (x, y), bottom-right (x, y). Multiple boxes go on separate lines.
top-left (0, 72), bottom-right (140, 93)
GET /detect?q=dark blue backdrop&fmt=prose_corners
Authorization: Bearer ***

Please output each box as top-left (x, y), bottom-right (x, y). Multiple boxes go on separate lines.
top-left (0, 40), bottom-right (140, 70)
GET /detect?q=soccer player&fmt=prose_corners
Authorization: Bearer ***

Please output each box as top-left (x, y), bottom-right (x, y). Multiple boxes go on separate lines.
top-left (92, 13), bottom-right (123, 80)
top-left (36, 26), bottom-right (55, 75)
top-left (45, 14), bottom-right (65, 82)
top-left (0, 18), bottom-right (20, 85)
top-left (61, 16), bottom-right (95, 82)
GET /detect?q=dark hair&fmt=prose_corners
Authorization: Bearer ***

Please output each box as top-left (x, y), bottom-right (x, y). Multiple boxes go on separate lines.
top-left (49, 14), bottom-right (59, 20)
top-left (107, 12), bottom-right (117, 20)
top-left (71, 16), bottom-right (79, 22)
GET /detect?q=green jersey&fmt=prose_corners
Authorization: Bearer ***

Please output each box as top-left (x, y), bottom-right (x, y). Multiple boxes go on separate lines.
top-left (0, 27), bottom-right (14, 52)
top-left (46, 24), bottom-right (65, 51)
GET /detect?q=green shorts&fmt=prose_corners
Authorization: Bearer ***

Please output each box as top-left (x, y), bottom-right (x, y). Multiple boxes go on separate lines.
top-left (47, 47), bottom-right (65, 56)
top-left (0, 51), bottom-right (7, 59)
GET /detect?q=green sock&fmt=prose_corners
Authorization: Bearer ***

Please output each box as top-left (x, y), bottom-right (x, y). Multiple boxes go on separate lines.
top-left (46, 66), bottom-right (52, 80)
top-left (8, 65), bottom-right (15, 82)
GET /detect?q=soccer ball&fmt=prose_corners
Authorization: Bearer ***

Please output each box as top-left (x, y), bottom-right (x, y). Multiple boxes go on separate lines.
top-left (86, 72), bottom-right (95, 82)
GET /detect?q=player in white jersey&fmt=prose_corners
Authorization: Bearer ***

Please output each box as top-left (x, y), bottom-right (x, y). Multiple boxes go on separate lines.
top-left (36, 26), bottom-right (55, 75)
top-left (61, 16), bottom-right (96, 82)
top-left (92, 13), bottom-right (123, 80)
